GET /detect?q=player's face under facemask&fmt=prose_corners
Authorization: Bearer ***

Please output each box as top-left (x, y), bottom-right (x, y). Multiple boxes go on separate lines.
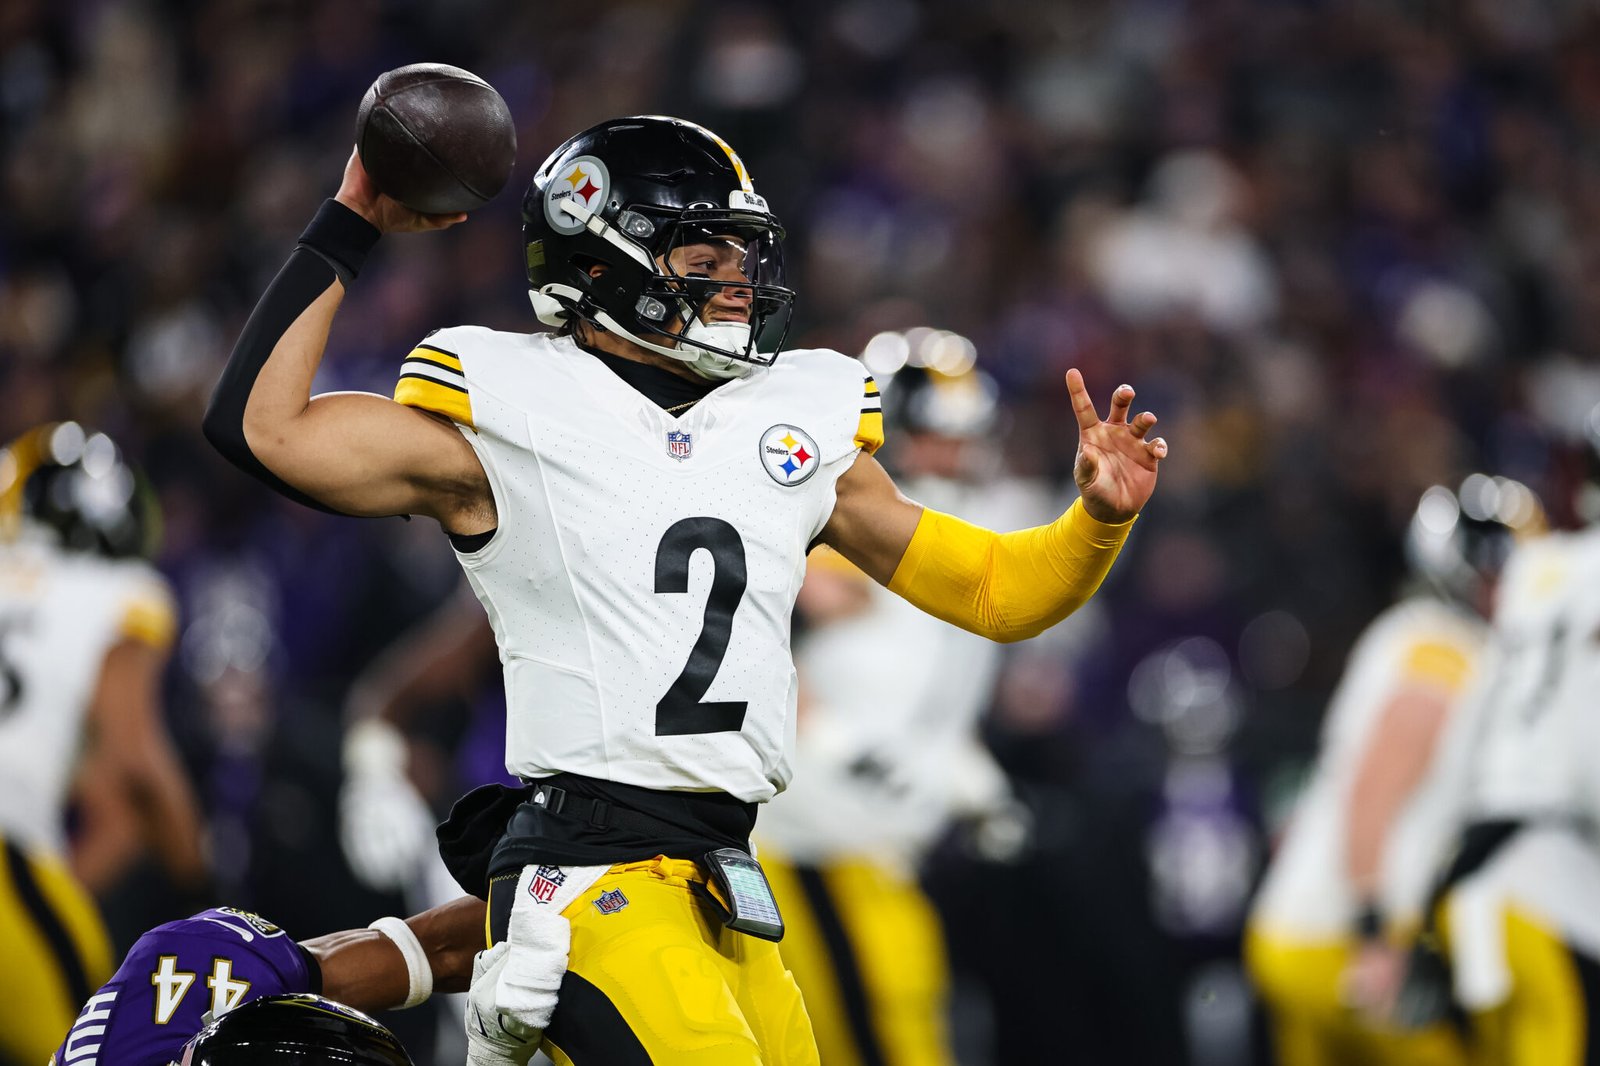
top-left (642, 222), bottom-right (787, 375)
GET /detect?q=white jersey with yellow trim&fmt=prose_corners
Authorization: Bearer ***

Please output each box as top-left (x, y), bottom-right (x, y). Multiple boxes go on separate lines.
top-left (395, 327), bottom-right (882, 802)
top-left (0, 531), bottom-right (177, 854)
top-left (1463, 526), bottom-right (1600, 823)
top-left (756, 474), bottom-right (1055, 866)
top-left (1251, 596), bottom-right (1486, 937)
top-left (1428, 527), bottom-right (1600, 1005)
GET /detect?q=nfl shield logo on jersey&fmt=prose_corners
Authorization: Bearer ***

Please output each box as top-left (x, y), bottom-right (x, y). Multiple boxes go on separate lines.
top-left (529, 865), bottom-right (567, 904)
top-left (593, 888), bottom-right (629, 915)
top-left (666, 429), bottom-right (693, 461)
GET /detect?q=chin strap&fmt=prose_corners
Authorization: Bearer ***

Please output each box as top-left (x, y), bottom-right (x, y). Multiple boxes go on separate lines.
top-left (590, 309), bottom-right (752, 380)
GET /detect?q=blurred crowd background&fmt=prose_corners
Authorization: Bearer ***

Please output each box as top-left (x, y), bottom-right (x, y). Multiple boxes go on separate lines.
top-left (6, 0), bottom-right (1600, 1063)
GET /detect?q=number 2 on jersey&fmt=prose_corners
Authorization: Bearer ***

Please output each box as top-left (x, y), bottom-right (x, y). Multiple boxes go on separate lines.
top-left (654, 517), bottom-right (749, 735)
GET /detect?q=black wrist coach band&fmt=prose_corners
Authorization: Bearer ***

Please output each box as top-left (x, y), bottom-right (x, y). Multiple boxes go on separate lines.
top-left (297, 198), bottom-right (381, 284)
top-left (1355, 901), bottom-right (1385, 941)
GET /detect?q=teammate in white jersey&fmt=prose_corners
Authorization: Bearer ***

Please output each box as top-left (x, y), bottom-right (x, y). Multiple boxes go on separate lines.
top-left (0, 422), bottom-right (208, 1064)
top-left (1246, 475), bottom-right (1543, 1066)
top-left (756, 359), bottom-right (1047, 1066)
top-left (1408, 439), bottom-right (1600, 1066)
top-left (204, 113), bottom-right (1168, 1065)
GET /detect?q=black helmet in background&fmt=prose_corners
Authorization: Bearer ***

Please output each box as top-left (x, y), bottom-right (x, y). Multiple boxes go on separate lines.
top-left (0, 422), bottom-right (158, 559)
top-left (176, 995), bottom-right (413, 1065)
top-left (1405, 473), bottom-right (1545, 608)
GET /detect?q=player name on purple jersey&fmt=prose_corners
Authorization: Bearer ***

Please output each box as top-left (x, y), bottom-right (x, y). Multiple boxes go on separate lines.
top-left (52, 907), bottom-right (312, 1066)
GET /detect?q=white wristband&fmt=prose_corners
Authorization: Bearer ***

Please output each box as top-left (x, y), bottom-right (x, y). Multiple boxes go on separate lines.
top-left (369, 915), bottom-right (434, 1009)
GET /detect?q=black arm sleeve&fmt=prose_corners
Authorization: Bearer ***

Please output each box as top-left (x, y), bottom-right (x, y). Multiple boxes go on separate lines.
top-left (201, 199), bottom-right (382, 513)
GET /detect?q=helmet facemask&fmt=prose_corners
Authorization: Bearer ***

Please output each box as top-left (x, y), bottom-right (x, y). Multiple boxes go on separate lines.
top-left (533, 197), bottom-right (794, 380)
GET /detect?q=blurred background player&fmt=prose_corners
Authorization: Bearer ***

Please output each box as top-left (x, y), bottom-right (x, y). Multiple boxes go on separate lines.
top-left (755, 356), bottom-right (1052, 1066)
top-left (50, 898), bottom-right (482, 1066)
top-left (1245, 474), bottom-right (1543, 1066)
top-left (1409, 417), bottom-right (1600, 1066)
top-left (338, 582), bottom-right (506, 1063)
top-left (0, 422), bottom-right (208, 1066)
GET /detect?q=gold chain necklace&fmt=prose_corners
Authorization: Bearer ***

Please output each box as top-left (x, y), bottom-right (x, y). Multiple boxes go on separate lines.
top-left (665, 398), bottom-right (701, 414)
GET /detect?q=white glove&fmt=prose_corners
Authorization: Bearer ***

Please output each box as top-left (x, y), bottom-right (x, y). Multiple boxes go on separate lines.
top-left (466, 943), bottom-right (543, 1066)
top-left (339, 719), bottom-right (436, 891)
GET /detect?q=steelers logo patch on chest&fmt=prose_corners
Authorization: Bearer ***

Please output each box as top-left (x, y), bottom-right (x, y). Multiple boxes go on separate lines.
top-left (759, 424), bottom-right (821, 486)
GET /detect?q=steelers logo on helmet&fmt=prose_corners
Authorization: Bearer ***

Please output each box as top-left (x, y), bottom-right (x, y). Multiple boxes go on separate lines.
top-left (544, 155), bottom-right (611, 235)
top-left (759, 424), bottom-right (820, 486)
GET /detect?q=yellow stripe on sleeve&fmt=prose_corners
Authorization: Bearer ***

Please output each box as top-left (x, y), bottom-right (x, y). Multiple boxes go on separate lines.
top-left (395, 375), bottom-right (474, 429)
top-left (855, 411), bottom-right (884, 455)
top-left (1401, 640), bottom-right (1473, 692)
top-left (410, 344), bottom-right (462, 371)
top-left (119, 585), bottom-right (178, 650)
top-left (864, 379), bottom-right (880, 397)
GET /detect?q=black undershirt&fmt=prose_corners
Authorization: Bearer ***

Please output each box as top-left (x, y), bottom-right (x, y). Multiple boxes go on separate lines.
top-left (582, 340), bottom-right (720, 412)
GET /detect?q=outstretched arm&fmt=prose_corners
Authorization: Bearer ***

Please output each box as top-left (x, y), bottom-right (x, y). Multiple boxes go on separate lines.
top-left (302, 895), bottom-right (486, 1011)
top-left (822, 370), bottom-right (1166, 642)
top-left (203, 150), bottom-right (491, 533)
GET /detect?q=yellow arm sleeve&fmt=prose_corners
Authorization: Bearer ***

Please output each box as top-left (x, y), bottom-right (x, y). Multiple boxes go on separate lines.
top-left (887, 499), bottom-right (1134, 643)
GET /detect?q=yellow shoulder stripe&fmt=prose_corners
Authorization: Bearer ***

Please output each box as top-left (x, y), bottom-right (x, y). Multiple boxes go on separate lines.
top-left (395, 375), bottom-right (475, 429)
top-left (1401, 639), bottom-right (1473, 692)
top-left (864, 379), bottom-right (880, 397)
top-left (855, 410), bottom-right (884, 455)
top-left (120, 590), bottom-right (177, 650)
top-left (410, 344), bottom-right (462, 371)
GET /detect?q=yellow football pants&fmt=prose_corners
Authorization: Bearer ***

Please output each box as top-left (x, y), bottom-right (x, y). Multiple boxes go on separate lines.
top-left (1464, 907), bottom-right (1599, 1066)
top-left (0, 836), bottom-right (113, 1066)
top-left (1245, 924), bottom-right (1466, 1066)
top-left (762, 852), bottom-right (954, 1066)
top-left (493, 856), bottom-right (819, 1065)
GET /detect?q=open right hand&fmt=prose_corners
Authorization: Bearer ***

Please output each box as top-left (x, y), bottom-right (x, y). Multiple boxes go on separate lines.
top-left (334, 148), bottom-right (468, 233)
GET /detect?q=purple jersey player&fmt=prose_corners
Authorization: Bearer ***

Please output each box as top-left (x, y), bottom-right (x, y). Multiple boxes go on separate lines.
top-left (51, 907), bottom-right (316, 1066)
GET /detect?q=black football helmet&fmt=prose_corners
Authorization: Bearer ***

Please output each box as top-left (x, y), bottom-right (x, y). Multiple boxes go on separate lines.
top-left (881, 362), bottom-right (1001, 441)
top-left (1579, 400), bottom-right (1600, 524)
top-left (0, 422), bottom-right (158, 558)
top-left (522, 115), bottom-right (794, 379)
top-left (1405, 473), bottom-right (1544, 606)
top-left (175, 994), bottom-right (413, 1065)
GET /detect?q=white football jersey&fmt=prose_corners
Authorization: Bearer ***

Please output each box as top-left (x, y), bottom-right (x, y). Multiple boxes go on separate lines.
top-left (395, 329), bottom-right (882, 802)
top-left (756, 474), bottom-right (1056, 866)
top-left (1251, 596), bottom-right (1485, 937)
top-left (0, 531), bottom-right (176, 853)
top-left (1465, 525), bottom-right (1600, 822)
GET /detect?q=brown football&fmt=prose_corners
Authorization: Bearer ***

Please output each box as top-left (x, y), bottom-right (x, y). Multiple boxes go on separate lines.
top-left (355, 63), bottom-right (517, 215)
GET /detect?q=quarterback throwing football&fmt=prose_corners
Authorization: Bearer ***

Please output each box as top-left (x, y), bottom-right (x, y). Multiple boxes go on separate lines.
top-left (205, 115), bottom-right (1166, 1065)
